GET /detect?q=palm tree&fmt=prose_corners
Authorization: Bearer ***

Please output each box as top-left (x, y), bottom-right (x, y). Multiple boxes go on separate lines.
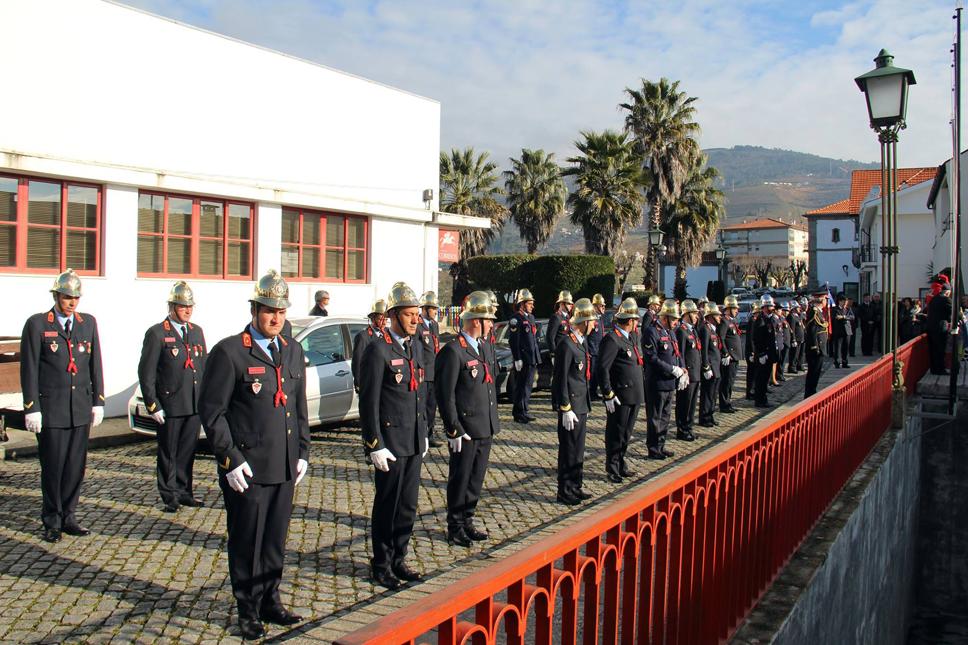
top-left (620, 78), bottom-right (701, 289)
top-left (562, 130), bottom-right (646, 257)
top-left (439, 148), bottom-right (508, 302)
top-left (503, 149), bottom-right (567, 253)
top-left (664, 158), bottom-right (724, 298)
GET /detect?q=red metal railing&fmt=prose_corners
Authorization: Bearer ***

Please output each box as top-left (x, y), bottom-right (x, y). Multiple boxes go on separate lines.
top-left (335, 336), bottom-right (929, 645)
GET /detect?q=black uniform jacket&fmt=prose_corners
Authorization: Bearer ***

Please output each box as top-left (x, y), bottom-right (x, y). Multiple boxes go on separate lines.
top-left (744, 314), bottom-right (756, 360)
top-left (719, 315), bottom-right (743, 362)
top-left (699, 321), bottom-right (722, 379)
top-left (596, 329), bottom-right (645, 405)
top-left (753, 314), bottom-right (780, 362)
top-left (552, 332), bottom-right (592, 415)
top-left (586, 321), bottom-right (604, 358)
top-left (21, 309), bottom-right (105, 428)
top-left (832, 306), bottom-right (854, 338)
top-left (676, 323), bottom-right (703, 381)
top-left (805, 310), bottom-right (829, 356)
top-left (791, 312), bottom-right (805, 344)
top-left (926, 294), bottom-right (952, 336)
top-left (359, 331), bottom-right (427, 457)
top-left (199, 329), bottom-right (310, 484)
top-left (642, 322), bottom-right (682, 392)
top-left (434, 334), bottom-right (499, 440)
top-left (509, 312), bottom-right (542, 365)
top-left (418, 318), bottom-right (441, 381)
top-left (137, 318), bottom-right (207, 417)
top-left (352, 325), bottom-right (383, 390)
top-left (547, 311), bottom-right (570, 356)
top-left (779, 317), bottom-right (791, 349)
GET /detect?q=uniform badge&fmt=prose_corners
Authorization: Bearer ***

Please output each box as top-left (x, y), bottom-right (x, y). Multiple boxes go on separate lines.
top-left (78, 343), bottom-right (86, 353)
top-left (171, 348), bottom-right (179, 357)
top-left (577, 361), bottom-right (584, 371)
top-left (49, 341), bottom-right (59, 353)
top-left (251, 380), bottom-right (262, 394)
top-left (471, 367), bottom-right (478, 379)
top-left (663, 343), bottom-right (669, 350)
top-left (627, 349), bottom-right (633, 357)
top-left (394, 372), bottom-right (403, 384)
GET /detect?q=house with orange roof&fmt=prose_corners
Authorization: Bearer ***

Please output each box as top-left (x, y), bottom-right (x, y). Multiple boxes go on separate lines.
top-left (719, 218), bottom-right (808, 287)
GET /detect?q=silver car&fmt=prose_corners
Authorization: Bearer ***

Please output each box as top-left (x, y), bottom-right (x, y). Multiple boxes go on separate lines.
top-left (127, 315), bottom-right (367, 436)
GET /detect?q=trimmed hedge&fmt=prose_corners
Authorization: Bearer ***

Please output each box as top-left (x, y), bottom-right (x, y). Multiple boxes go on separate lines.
top-left (467, 254), bottom-right (616, 317)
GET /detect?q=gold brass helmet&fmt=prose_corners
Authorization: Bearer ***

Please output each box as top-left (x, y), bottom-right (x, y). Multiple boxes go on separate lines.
top-left (419, 290), bottom-right (439, 308)
top-left (751, 301), bottom-right (761, 313)
top-left (569, 297), bottom-right (598, 325)
top-left (591, 293), bottom-right (607, 307)
top-left (370, 299), bottom-right (387, 316)
top-left (723, 295), bottom-right (739, 309)
top-left (168, 280), bottom-right (195, 307)
top-left (460, 291), bottom-right (497, 322)
top-left (680, 299), bottom-right (699, 314)
top-left (486, 290), bottom-right (498, 315)
top-left (515, 288), bottom-right (535, 304)
top-left (251, 269), bottom-right (290, 308)
top-left (659, 298), bottom-right (680, 319)
top-left (647, 294), bottom-right (662, 306)
top-left (387, 282), bottom-right (421, 310)
top-left (556, 290), bottom-right (574, 305)
top-left (50, 268), bottom-right (82, 298)
top-left (704, 302), bottom-right (722, 317)
top-left (614, 297), bottom-right (640, 320)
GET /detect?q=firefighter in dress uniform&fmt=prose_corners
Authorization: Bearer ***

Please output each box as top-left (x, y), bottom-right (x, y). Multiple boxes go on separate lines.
top-left (509, 289), bottom-right (540, 424)
top-left (745, 301), bottom-right (760, 399)
top-left (674, 300), bottom-right (701, 442)
top-left (788, 302), bottom-right (805, 374)
top-left (698, 303), bottom-right (723, 427)
top-left (198, 270), bottom-right (310, 640)
top-left (436, 292), bottom-right (500, 547)
top-left (718, 295), bottom-right (742, 413)
top-left (642, 300), bottom-right (688, 459)
top-left (351, 299), bottom-right (387, 392)
top-left (359, 283), bottom-right (429, 590)
top-left (547, 290), bottom-right (574, 358)
top-left (776, 303), bottom-right (791, 383)
top-left (586, 293), bottom-right (607, 400)
top-left (831, 294), bottom-right (854, 369)
top-left (752, 294), bottom-right (779, 408)
top-left (21, 269), bottom-right (105, 543)
top-left (804, 297), bottom-right (830, 398)
top-left (418, 291), bottom-right (442, 447)
top-left (552, 298), bottom-right (598, 506)
top-left (597, 298), bottom-right (645, 483)
top-left (137, 281), bottom-right (207, 512)
top-left (640, 294), bottom-right (662, 330)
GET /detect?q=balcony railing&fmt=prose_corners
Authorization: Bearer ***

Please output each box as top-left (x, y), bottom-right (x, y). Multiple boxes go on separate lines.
top-left (335, 336), bottom-right (929, 645)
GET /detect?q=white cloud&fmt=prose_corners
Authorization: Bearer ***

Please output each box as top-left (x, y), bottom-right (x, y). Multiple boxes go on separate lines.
top-left (118, 0), bottom-right (959, 168)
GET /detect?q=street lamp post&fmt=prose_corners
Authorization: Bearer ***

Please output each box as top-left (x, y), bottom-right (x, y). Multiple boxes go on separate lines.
top-left (648, 228), bottom-right (665, 294)
top-left (855, 48), bottom-right (916, 428)
top-left (715, 243), bottom-right (727, 287)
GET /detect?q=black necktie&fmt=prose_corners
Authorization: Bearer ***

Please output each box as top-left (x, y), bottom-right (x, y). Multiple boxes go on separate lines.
top-left (64, 319), bottom-right (72, 338)
top-left (268, 340), bottom-right (281, 367)
top-left (180, 324), bottom-right (187, 340)
top-left (403, 339), bottom-right (411, 359)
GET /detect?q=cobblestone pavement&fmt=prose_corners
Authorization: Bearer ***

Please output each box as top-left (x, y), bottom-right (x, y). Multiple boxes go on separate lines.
top-left (0, 358), bottom-right (873, 643)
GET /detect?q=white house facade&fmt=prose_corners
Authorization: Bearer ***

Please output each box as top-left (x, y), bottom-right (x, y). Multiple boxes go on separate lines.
top-left (926, 152), bottom-right (968, 289)
top-left (805, 199), bottom-right (858, 297)
top-left (0, 0), bottom-right (486, 415)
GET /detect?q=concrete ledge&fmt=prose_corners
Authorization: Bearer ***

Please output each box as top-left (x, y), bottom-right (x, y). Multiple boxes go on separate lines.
top-left (0, 417), bottom-right (149, 461)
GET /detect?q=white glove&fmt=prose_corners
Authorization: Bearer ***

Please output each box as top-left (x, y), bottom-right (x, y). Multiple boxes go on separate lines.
top-left (758, 355), bottom-right (768, 365)
top-left (25, 411), bottom-right (42, 433)
top-left (721, 356), bottom-right (730, 366)
top-left (671, 366), bottom-right (685, 379)
top-left (226, 462), bottom-right (253, 493)
top-left (422, 437), bottom-right (429, 458)
top-left (677, 374), bottom-right (690, 391)
top-left (703, 369), bottom-right (713, 380)
top-left (370, 448), bottom-right (396, 472)
top-left (561, 410), bottom-right (578, 431)
top-left (92, 406), bottom-right (104, 427)
top-left (604, 396), bottom-right (620, 414)
top-left (514, 360), bottom-right (523, 372)
top-left (792, 341), bottom-right (798, 347)
top-left (747, 354), bottom-right (754, 362)
top-left (448, 433), bottom-right (471, 453)
top-left (295, 458), bottom-right (308, 486)
top-left (150, 409), bottom-right (166, 424)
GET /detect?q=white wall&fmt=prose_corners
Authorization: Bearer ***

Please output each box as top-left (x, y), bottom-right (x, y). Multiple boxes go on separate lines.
top-left (812, 217), bottom-right (857, 293)
top-left (661, 265), bottom-right (720, 298)
top-left (932, 152), bottom-right (968, 284)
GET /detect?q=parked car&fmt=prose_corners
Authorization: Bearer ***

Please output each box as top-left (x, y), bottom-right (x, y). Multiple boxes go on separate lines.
top-left (491, 318), bottom-right (553, 400)
top-left (127, 315), bottom-right (369, 436)
top-left (736, 300), bottom-right (756, 326)
top-left (729, 287), bottom-right (752, 298)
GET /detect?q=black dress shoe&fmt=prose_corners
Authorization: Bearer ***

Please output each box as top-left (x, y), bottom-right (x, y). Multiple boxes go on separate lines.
top-left (676, 431), bottom-right (696, 441)
top-left (464, 524), bottom-right (489, 541)
top-left (648, 449), bottom-right (668, 460)
top-left (178, 497), bottom-right (204, 508)
top-left (62, 523), bottom-right (91, 536)
top-left (447, 528), bottom-right (473, 547)
top-left (720, 406), bottom-right (737, 413)
top-left (755, 402), bottom-right (771, 408)
top-left (162, 502), bottom-right (179, 513)
top-left (574, 489), bottom-right (592, 500)
top-left (260, 606), bottom-right (303, 625)
top-left (42, 528), bottom-right (62, 543)
top-left (842, 363), bottom-right (849, 368)
top-left (619, 467), bottom-right (635, 478)
top-left (428, 438), bottom-right (443, 448)
top-left (513, 416), bottom-right (530, 424)
top-left (392, 562), bottom-right (423, 582)
top-left (371, 568), bottom-right (401, 589)
top-left (238, 617), bottom-right (266, 641)
top-left (524, 414), bottom-right (537, 422)
top-left (607, 473), bottom-right (623, 483)
top-left (556, 492), bottom-right (581, 506)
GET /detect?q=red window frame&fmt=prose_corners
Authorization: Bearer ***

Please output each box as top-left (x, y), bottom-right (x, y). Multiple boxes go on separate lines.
top-left (0, 172), bottom-right (103, 275)
top-left (282, 207), bottom-right (368, 283)
top-left (137, 191), bottom-right (255, 280)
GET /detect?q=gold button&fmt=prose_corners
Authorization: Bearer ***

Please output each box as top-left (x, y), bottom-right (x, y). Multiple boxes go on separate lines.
top-left (288, 429), bottom-right (292, 435)
top-left (281, 377), bottom-right (285, 383)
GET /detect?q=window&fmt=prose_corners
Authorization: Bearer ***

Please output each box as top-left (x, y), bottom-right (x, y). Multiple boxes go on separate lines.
top-left (832, 227), bottom-right (841, 244)
top-left (138, 192), bottom-right (253, 279)
top-left (281, 207), bottom-right (367, 282)
top-left (0, 173), bottom-right (101, 274)
top-left (300, 325), bottom-right (347, 366)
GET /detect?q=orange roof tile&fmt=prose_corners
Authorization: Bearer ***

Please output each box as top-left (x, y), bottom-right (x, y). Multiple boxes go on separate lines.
top-left (805, 167), bottom-right (938, 217)
top-left (805, 197), bottom-right (850, 216)
top-left (721, 217), bottom-right (805, 231)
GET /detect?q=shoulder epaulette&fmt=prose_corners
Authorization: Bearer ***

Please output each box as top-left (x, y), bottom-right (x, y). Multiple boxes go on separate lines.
top-left (242, 332), bottom-right (252, 348)
top-left (47, 312), bottom-right (54, 323)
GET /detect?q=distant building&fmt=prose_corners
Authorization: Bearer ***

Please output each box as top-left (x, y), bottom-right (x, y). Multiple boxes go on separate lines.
top-left (719, 218), bottom-right (808, 287)
top-left (926, 152), bottom-right (968, 292)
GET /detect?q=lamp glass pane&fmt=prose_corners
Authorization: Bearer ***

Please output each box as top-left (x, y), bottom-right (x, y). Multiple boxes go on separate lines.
top-left (865, 74), bottom-right (904, 121)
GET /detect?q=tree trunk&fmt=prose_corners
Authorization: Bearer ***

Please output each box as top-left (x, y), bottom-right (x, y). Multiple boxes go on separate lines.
top-left (648, 201), bottom-right (663, 292)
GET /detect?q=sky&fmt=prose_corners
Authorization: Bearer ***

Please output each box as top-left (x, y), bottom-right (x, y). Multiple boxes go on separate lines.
top-left (119, 0), bottom-right (963, 169)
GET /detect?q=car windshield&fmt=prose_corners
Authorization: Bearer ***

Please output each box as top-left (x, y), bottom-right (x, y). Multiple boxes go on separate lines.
top-left (290, 324), bottom-right (306, 337)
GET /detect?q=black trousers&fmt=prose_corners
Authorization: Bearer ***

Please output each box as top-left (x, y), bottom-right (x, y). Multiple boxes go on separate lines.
top-left (795, 343), bottom-right (805, 371)
top-left (861, 323), bottom-right (876, 355)
top-left (424, 381), bottom-right (438, 438)
top-left (754, 359), bottom-right (772, 404)
top-left (675, 381), bottom-right (699, 432)
top-left (778, 348), bottom-right (788, 376)
top-left (557, 412), bottom-right (587, 496)
top-left (746, 360), bottom-right (756, 398)
top-left (219, 476), bottom-right (295, 620)
top-left (699, 376), bottom-right (719, 423)
top-left (588, 354), bottom-right (600, 400)
top-left (37, 424), bottom-right (89, 530)
top-left (646, 387), bottom-right (674, 450)
top-left (929, 331), bottom-right (948, 373)
top-left (804, 354), bottom-right (825, 397)
top-left (157, 414), bottom-right (200, 505)
top-left (371, 452), bottom-right (422, 573)
top-left (446, 437), bottom-right (492, 532)
top-left (605, 403), bottom-right (639, 477)
top-left (831, 335), bottom-right (850, 366)
top-left (719, 360), bottom-right (738, 410)
top-left (848, 331), bottom-right (857, 357)
top-left (512, 364), bottom-right (536, 418)
top-left (787, 345), bottom-right (800, 372)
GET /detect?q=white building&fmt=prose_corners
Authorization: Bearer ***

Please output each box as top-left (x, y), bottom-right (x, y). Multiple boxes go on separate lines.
top-left (0, 0), bottom-right (486, 415)
top-left (720, 218), bottom-right (808, 283)
top-left (658, 251), bottom-right (722, 298)
top-left (857, 172), bottom-right (937, 301)
top-left (926, 152), bottom-right (968, 290)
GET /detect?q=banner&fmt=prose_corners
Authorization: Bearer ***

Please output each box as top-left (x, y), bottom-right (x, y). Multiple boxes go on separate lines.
top-left (438, 229), bottom-right (460, 263)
